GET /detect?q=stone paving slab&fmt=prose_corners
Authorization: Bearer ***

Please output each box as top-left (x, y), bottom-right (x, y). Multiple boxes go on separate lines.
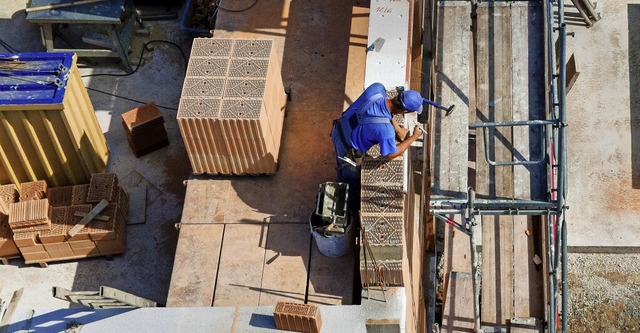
top-left (214, 224), bottom-right (267, 306)
top-left (259, 223), bottom-right (310, 305)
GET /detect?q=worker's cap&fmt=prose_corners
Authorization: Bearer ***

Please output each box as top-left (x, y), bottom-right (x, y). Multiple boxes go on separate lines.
top-left (400, 90), bottom-right (424, 114)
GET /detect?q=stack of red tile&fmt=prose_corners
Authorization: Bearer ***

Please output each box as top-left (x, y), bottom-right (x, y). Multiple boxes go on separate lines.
top-left (0, 174), bottom-right (128, 266)
top-left (0, 184), bottom-right (19, 259)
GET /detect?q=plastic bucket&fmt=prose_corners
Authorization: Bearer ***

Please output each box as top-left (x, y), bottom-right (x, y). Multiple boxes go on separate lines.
top-left (309, 212), bottom-right (353, 257)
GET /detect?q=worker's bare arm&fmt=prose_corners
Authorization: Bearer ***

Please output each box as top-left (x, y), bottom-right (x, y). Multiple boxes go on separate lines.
top-left (391, 118), bottom-right (410, 141)
top-left (385, 125), bottom-right (423, 160)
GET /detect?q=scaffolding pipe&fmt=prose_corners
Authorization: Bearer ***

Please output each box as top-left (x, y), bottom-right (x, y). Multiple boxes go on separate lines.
top-left (561, 213), bottom-right (568, 333)
top-left (467, 187), bottom-right (481, 333)
top-left (469, 119), bottom-right (557, 128)
top-left (546, 211), bottom-right (556, 332)
top-left (557, 0), bottom-right (569, 331)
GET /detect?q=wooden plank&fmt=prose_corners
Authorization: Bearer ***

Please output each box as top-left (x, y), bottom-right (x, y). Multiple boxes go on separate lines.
top-left (166, 224), bottom-right (223, 307)
top-left (565, 53), bottom-right (580, 94)
top-left (442, 272), bottom-right (474, 332)
top-left (476, 3), bottom-right (514, 327)
top-left (259, 224), bottom-right (310, 305)
top-left (213, 224), bottom-right (266, 307)
top-left (0, 288), bottom-right (23, 333)
top-left (511, 3), bottom-right (545, 320)
top-left (442, 222), bottom-right (472, 307)
top-left (67, 199), bottom-right (108, 237)
top-left (74, 212), bottom-right (110, 221)
top-left (432, 2), bottom-right (471, 200)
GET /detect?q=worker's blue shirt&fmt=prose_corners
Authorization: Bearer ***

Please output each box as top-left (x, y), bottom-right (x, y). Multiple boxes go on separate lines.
top-left (346, 83), bottom-right (398, 156)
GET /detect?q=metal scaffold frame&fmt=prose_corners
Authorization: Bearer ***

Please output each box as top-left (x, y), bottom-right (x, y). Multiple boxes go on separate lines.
top-left (428, 0), bottom-right (570, 332)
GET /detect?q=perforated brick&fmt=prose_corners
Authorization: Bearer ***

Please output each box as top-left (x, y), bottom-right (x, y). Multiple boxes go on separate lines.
top-left (10, 222), bottom-right (51, 233)
top-left (186, 58), bottom-right (229, 77)
top-left (223, 79), bottom-right (266, 99)
top-left (47, 186), bottom-right (73, 207)
top-left (0, 214), bottom-right (19, 257)
top-left (71, 184), bottom-right (89, 205)
top-left (273, 302), bottom-right (322, 333)
top-left (360, 185), bottom-right (404, 215)
top-left (227, 59), bottom-right (269, 78)
top-left (181, 77), bottom-right (226, 98)
top-left (116, 188), bottom-right (128, 229)
top-left (360, 259), bottom-right (403, 286)
top-left (178, 37), bottom-right (285, 175)
top-left (361, 215), bottom-right (403, 246)
top-left (19, 180), bottom-right (47, 201)
top-left (8, 199), bottom-right (50, 229)
top-left (177, 98), bottom-right (221, 118)
top-left (219, 99), bottom-right (262, 118)
top-left (39, 206), bottom-right (68, 244)
top-left (21, 251), bottom-right (49, 262)
top-left (361, 159), bottom-right (404, 184)
top-left (87, 173), bottom-right (118, 203)
top-left (0, 184), bottom-right (18, 214)
top-left (232, 39), bottom-right (273, 58)
top-left (87, 203), bottom-right (116, 241)
top-left (95, 237), bottom-right (125, 255)
top-left (121, 102), bottom-right (164, 135)
top-left (43, 241), bottom-right (74, 258)
top-left (12, 230), bottom-right (38, 248)
top-left (191, 38), bottom-right (233, 58)
top-left (366, 144), bottom-right (382, 158)
top-left (69, 239), bottom-right (99, 256)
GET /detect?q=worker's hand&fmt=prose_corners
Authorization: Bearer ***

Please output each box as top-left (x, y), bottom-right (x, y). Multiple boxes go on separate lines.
top-left (411, 125), bottom-right (424, 139)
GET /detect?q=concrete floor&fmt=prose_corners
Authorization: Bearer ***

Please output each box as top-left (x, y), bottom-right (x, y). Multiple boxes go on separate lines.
top-left (0, 3), bottom-right (191, 307)
top-left (564, 0), bottom-right (640, 250)
top-left (1, 1), bottom-right (638, 331)
top-left (0, 0), bottom-right (372, 310)
top-left (167, 0), bottom-right (372, 307)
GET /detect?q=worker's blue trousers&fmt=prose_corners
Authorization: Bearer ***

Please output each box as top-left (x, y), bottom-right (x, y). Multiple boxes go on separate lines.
top-left (330, 122), bottom-right (360, 187)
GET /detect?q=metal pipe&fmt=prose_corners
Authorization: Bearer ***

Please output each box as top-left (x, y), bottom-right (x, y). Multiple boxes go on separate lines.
top-left (467, 187), bottom-right (481, 333)
top-left (561, 213), bottom-right (568, 333)
top-left (481, 126), bottom-right (547, 166)
top-left (546, 211), bottom-right (556, 333)
top-left (469, 119), bottom-right (557, 128)
top-left (557, 6), bottom-right (567, 214)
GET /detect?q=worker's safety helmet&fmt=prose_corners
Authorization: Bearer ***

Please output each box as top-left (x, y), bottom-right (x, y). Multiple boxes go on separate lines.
top-left (400, 90), bottom-right (424, 115)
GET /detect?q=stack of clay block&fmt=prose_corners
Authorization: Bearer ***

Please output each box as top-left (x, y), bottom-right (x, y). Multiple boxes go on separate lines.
top-left (0, 184), bottom-right (20, 260)
top-left (273, 302), bottom-right (322, 333)
top-left (359, 112), bottom-right (405, 287)
top-left (177, 38), bottom-right (287, 175)
top-left (2, 174), bottom-right (128, 266)
top-left (121, 102), bottom-right (169, 157)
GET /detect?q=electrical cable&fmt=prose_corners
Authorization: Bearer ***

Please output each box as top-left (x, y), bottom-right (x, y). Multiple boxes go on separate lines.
top-left (85, 86), bottom-right (178, 110)
top-left (82, 39), bottom-right (187, 78)
top-left (215, 0), bottom-right (259, 13)
top-left (79, 39), bottom-right (186, 110)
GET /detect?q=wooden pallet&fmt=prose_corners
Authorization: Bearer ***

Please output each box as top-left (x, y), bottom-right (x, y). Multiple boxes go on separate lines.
top-left (0, 255), bottom-right (20, 265)
top-left (24, 248), bottom-right (124, 268)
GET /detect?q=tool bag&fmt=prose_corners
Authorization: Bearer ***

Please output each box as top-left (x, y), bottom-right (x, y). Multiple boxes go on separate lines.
top-left (332, 92), bottom-right (389, 166)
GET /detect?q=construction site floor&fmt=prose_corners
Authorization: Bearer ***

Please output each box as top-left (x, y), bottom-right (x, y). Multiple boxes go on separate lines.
top-left (0, 0), bottom-right (370, 310)
top-left (0, 0), bottom-right (639, 332)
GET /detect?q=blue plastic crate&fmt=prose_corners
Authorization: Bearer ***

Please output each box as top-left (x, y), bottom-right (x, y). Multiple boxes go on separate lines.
top-left (0, 52), bottom-right (74, 106)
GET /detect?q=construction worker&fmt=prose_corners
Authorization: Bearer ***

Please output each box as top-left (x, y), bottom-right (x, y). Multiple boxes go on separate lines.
top-left (331, 82), bottom-right (425, 185)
